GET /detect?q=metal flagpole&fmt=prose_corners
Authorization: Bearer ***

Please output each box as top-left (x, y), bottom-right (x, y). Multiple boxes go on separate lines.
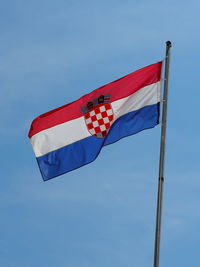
top-left (153, 41), bottom-right (172, 267)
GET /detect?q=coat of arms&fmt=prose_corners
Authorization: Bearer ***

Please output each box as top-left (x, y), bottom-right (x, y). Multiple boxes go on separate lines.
top-left (81, 94), bottom-right (114, 138)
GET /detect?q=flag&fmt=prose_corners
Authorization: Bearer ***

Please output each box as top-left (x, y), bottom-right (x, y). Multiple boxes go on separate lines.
top-left (29, 62), bottom-right (162, 181)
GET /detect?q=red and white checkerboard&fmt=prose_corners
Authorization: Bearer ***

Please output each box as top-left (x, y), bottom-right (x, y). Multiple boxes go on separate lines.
top-left (84, 103), bottom-right (114, 138)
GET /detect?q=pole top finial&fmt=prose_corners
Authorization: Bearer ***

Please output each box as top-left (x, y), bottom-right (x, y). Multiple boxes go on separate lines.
top-left (166, 40), bottom-right (172, 47)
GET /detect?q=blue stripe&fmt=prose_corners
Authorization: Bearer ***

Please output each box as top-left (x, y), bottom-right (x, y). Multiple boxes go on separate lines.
top-left (37, 103), bottom-right (160, 181)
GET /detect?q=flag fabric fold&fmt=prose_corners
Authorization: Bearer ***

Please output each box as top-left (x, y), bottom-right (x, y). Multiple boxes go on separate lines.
top-left (29, 62), bottom-right (162, 180)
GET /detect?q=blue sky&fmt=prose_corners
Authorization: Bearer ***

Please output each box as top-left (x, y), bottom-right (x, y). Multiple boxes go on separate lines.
top-left (1, 0), bottom-right (200, 266)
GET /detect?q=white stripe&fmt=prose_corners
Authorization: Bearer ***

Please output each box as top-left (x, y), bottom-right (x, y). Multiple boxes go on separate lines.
top-left (30, 116), bottom-right (89, 157)
top-left (31, 81), bottom-right (161, 157)
top-left (112, 81), bottom-right (161, 120)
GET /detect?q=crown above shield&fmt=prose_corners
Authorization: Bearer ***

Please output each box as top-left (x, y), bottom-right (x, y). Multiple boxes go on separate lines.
top-left (80, 94), bottom-right (111, 114)
top-left (81, 94), bottom-right (114, 138)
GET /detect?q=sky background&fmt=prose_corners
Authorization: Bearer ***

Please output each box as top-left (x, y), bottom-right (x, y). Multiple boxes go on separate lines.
top-left (1, 0), bottom-right (200, 266)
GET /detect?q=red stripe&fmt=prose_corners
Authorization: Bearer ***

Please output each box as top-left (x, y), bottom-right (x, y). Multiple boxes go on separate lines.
top-left (29, 62), bottom-right (162, 138)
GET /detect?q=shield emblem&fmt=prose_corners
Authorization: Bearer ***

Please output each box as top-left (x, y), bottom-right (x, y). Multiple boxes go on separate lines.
top-left (84, 102), bottom-right (114, 138)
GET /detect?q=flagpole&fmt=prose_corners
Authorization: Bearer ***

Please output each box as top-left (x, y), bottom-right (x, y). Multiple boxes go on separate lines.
top-left (153, 41), bottom-right (171, 267)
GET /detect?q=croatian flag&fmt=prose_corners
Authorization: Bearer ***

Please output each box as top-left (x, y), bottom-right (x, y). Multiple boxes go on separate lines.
top-left (29, 62), bottom-right (162, 181)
